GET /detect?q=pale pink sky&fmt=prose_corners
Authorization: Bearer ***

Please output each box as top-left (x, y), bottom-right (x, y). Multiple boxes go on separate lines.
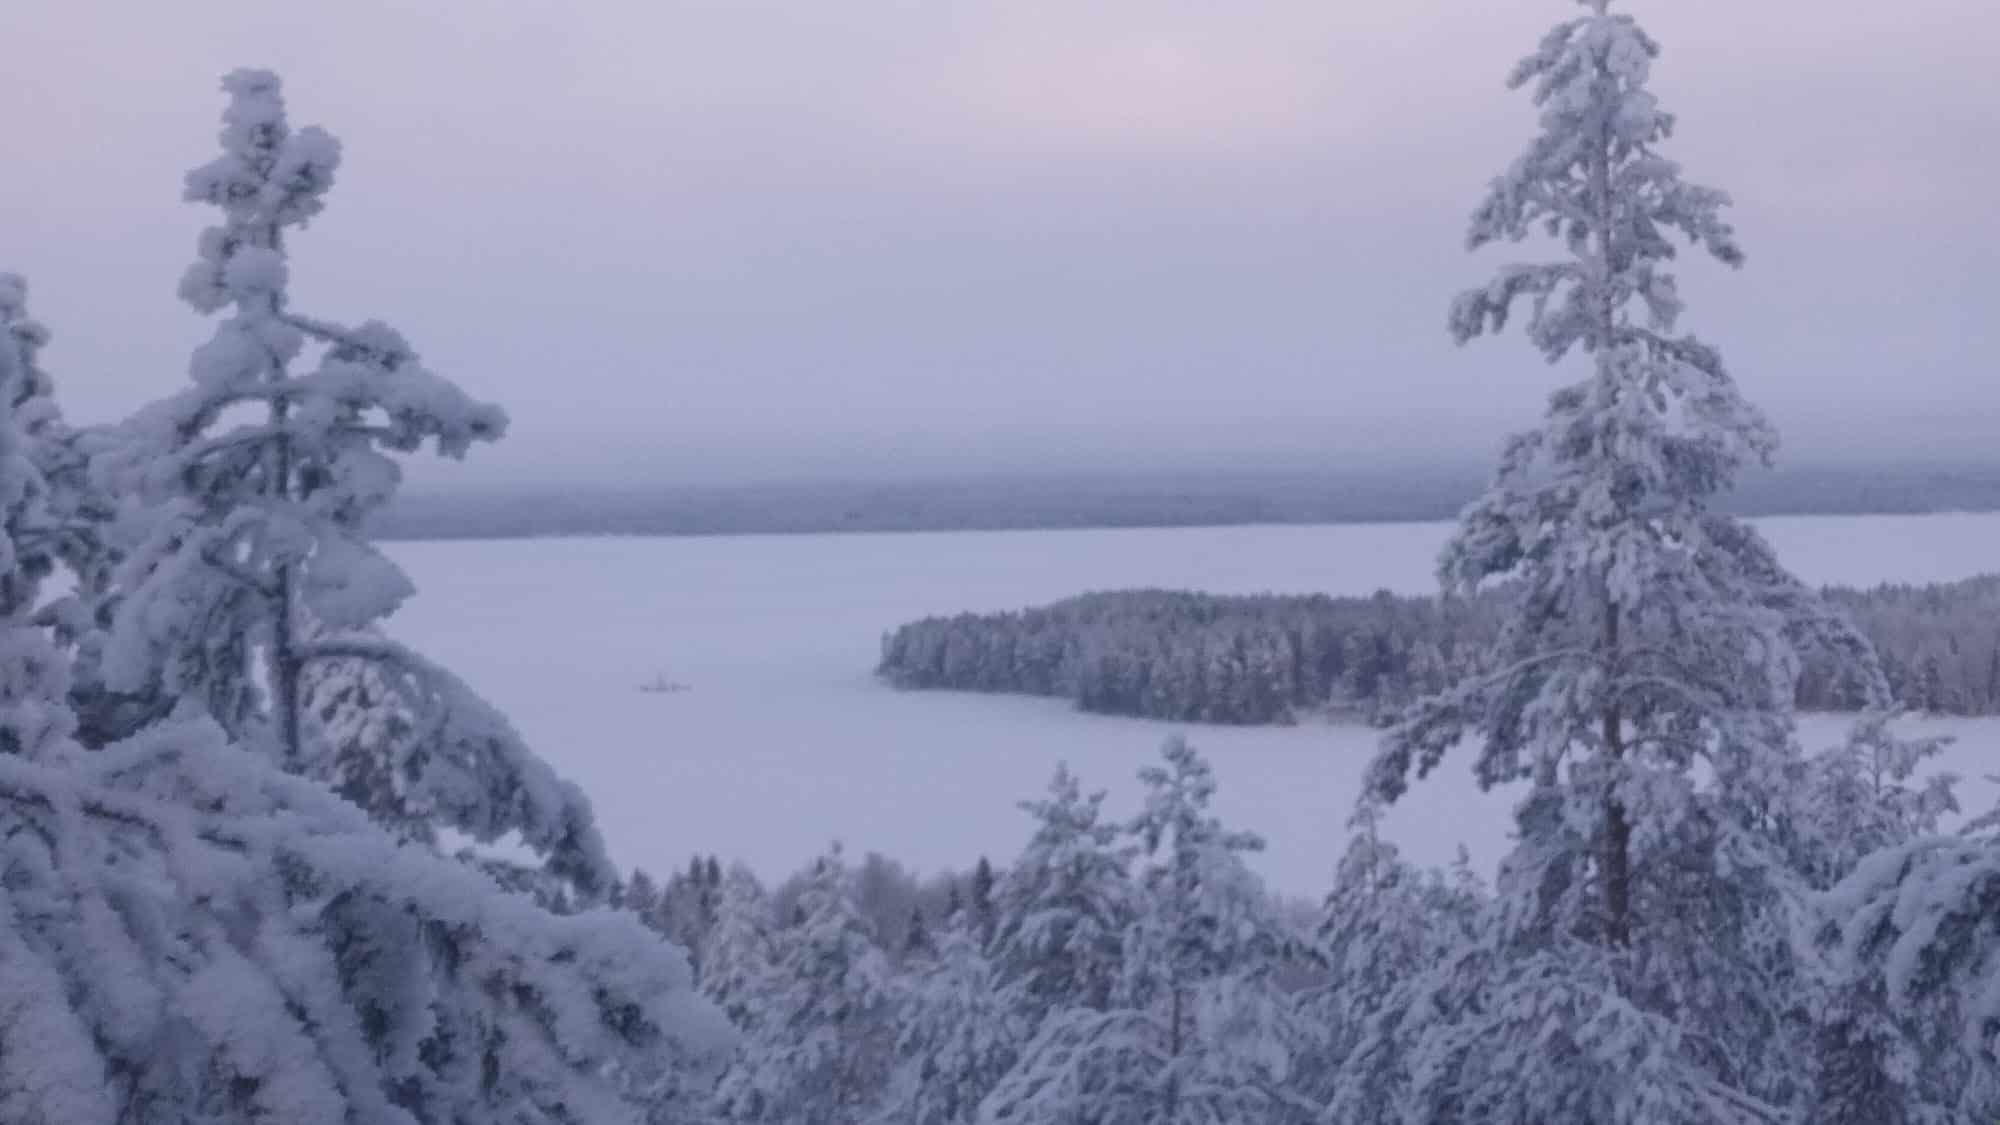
top-left (0, 0), bottom-right (1991, 484)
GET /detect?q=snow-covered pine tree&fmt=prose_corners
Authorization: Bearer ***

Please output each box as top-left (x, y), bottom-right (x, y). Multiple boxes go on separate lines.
top-left (1299, 800), bottom-right (1482, 1103)
top-left (890, 916), bottom-right (1027, 1125)
top-left (0, 274), bottom-right (731, 1124)
top-left (0, 721), bottom-right (737, 1124)
top-left (713, 845), bottom-right (900, 1125)
top-left (983, 739), bottom-right (1315, 1125)
top-left (1738, 713), bottom-right (1964, 1122)
top-left (623, 867), bottom-right (664, 917)
top-left (0, 278), bottom-right (144, 747)
top-left (903, 904), bottom-right (936, 961)
top-left (1972, 776), bottom-right (2000, 837)
top-left (0, 279), bottom-right (76, 765)
top-left (853, 849), bottom-right (924, 957)
top-left (969, 854), bottom-right (998, 943)
top-left (701, 863), bottom-right (778, 1031)
top-left (97, 70), bottom-right (611, 897)
top-left (649, 856), bottom-right (729, 978)
top-left (1791, 710), bottom-right (1957, 890)
top-left (1811, 825), bottom-right (2000, 1122)
top-left (0, 276), bottom-right (96, 585)
top-left (0, 294), bottom-right (86, 589)
top-left (1914, 652), bottom-right (1946, 715)
top-left (1801, 748), bottom-right (1998, 1122)
top-left (1371, 0), bottom-right (1881, 951)
top-left (1358, 2), bottom-right (1883, 1119)
top-left (1118, 736), bottom-right (1316, 1121)
top-left (986, 764), bottom-right (1134, 1023)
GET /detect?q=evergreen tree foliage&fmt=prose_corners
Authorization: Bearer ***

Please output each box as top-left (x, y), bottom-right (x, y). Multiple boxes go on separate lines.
top-left (891, 917), bottom-right (1026, 1125)
top-left (854, 849), bottom-right (925, 959)
top-left (713, 845), bottom-right (899, 1125)
top-left (881, 577), bottom-right (1997, 724)
top-left (0, 270), bottom-right (730, 1125)
top-left (623, 867), bottom-right (663, 916)
top-left (1812, 831), bottom-right (2000, 1122)
top-left (881, 588), bottom-right (1493, 725)
top-left (1790, 710), bottom-right (1957, 890)
top-left (903, 905), bottom-right (936, 960)
top-left (983, 740), bottom-right (1316, 1125)
top-left (96, 70), bottom-right (611, 897)
top-left (649, 857), bottom-right (726, 980)
top-left (970, 855), bottom-right (998, 943)
top-left (1300, 801), bottom-right (1482, 1100)
top-left (5, 37), bottom-right (1993, 1125)
top-left (0, 278), bottom-right (141, 748)
top-left (1356, 1), bottom-right (1883, 1118)
top-left (701, 864), bottom-right (778, 1032)
top-left (987, 765), bottom-right (1135, 1021)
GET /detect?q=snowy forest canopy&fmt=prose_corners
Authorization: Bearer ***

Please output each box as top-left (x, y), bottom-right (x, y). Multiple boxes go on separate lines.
top-left (2, 0), bottom-right (1998, 1121)
top-left (880, 576), bottom-right (2000, 724)
top-left (0, 70), bottom-right (732, 1124)
top-left (615, 711), bottom-right (1992, 1123)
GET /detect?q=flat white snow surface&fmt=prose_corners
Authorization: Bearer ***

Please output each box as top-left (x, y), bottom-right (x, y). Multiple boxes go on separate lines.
top-left (384, 513), bottom-right (2000, 897)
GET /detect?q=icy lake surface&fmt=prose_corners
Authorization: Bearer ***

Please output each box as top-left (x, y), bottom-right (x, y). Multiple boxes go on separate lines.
top-left (385, 512), bottom-right (2000, 897)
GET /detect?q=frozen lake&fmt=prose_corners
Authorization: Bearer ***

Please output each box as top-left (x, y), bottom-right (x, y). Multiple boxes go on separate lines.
top-left (385, 512), bottom-right (2000, 897)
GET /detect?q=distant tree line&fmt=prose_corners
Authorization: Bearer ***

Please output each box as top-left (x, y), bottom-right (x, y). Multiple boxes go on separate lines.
top-left (880, 576), bottom-right (2000, 723)
top-left (1822, 574), bottom-right (2000, 714)
top-left (373, 462), bottom-right (2000, 542)
top-left (619, 850), bottom-right (1005, 983)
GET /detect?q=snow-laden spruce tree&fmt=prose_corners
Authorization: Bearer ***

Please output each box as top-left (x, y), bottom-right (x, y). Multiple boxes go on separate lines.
top-left (0, 722), bottom-right (737, 1125)
top-left (1297, 801), bottom-right (1482, 1103)
top-left (1357, 2), bottom-right (1882, 1119)
top-left (1744, 713), bottom-right (1961, 1123)
top-left (1790, 711), bottom-right (1957, 891)
top-left (700, 863), bottom-right (779, 1031)
top-left (0, 277), bottom-right (141, 747)
top-left (641, 856), bottom-right (724, 977)
top-left (968, 854), bottom-right (999, 943)
top-left (0, 277), bottom-right (108, 597)
top-left (713, 845), bottom-right (900, 1125)
top-left (986, 763), bottom-right (1135, 1024)
top-left (1805, 790), bottom-right (2000, 1123)
top-left (983, 739), bottom-right (1316, 1125)
top-left (890, 916), bottom-right (1028, 1125)
top-left (0, 275), bottom-right (731, 1124)
top-left (902, 903), bottom-right (937, 960)
top-left (0, 279), bottom-right (76, 764)
top-left (97, 70), bottom-right (610, 896)
top-left (1368, 0), bottom-right (1881, 952)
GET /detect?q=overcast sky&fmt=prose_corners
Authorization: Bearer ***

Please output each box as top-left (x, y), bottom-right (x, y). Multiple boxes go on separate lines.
top-left (0, 1), bottom-right (1990, 486)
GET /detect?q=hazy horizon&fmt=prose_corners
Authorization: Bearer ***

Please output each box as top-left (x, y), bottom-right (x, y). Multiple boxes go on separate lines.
top-left (389, 444), bottom-right (2000, 497)
top-left (3, 0), bottom-right (1991, 488)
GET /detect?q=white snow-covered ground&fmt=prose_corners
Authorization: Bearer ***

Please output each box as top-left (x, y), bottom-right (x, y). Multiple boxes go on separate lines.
top-left (385, 512), bottom-right (2000, 898)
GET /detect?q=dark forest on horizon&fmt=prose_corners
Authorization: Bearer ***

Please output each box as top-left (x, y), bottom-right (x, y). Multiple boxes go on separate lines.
top-left (374, 459), bottom-right (2000, 541)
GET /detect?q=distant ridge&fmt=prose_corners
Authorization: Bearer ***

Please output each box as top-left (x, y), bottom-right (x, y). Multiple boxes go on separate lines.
top-left (371, 460), bottom-right (2000, 542)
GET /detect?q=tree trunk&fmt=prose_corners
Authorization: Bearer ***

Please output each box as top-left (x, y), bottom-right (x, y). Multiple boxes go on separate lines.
top-left (1590, 50), bottom-right (1634, 952)
top-left (270, 392), bottom-right (303, 769)
top-left (1601, 697), bottom-right (1632, 948)
top-left (273, 562), bottom-right (303, 768)
top-left (258, 230), bottom-right (305, 771)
